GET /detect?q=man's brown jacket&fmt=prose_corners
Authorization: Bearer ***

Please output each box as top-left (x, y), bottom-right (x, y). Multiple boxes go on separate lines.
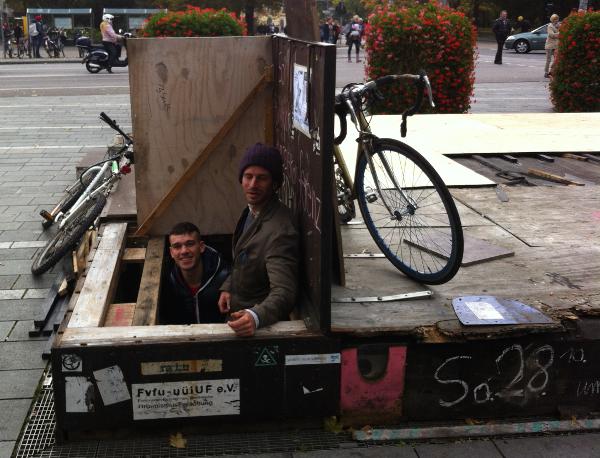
top-left (222, 196), bottom-right (299, 327)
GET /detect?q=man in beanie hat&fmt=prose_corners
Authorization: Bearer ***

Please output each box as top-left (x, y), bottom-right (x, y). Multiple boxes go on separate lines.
top-left (218, 143), bottom-right (299, 337)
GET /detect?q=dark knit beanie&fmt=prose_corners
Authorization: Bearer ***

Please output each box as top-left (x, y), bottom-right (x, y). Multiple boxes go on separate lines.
top-left (238, 143), bottom-right (283, 185)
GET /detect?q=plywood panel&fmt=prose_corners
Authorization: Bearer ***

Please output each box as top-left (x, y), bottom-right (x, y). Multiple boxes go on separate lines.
top-left (336, 119), bottom-right (494, 187)
top-left (359, 113), bottom-right (600, 157)
top-left (128, 37), bottom-right (272, 235)
top-left (452, 186), bottom-right (600, 247)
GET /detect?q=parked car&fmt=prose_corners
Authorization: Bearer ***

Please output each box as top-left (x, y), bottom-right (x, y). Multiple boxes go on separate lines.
top-left (504, 24), bottom-right (549, 53)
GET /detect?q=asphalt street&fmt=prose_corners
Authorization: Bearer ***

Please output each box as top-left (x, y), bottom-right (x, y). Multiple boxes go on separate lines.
top-left (0, 42), bottom-right (585, 458)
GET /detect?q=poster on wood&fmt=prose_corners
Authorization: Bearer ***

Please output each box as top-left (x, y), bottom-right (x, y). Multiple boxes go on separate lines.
top-left (128, 37), bottom-right (272, 235)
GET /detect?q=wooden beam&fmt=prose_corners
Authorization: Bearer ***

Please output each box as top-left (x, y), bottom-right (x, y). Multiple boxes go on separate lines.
top-left (562, 153), bottom-right (588, 161)
top-left (60, 320), bottom-right (311, 346)
top-left (104, 303), bottom-right (136, 327)
top-left (132, 237), bottom-right (165, 326)
top-left (122, 247), bottom-right (146, 263)
top-left (527, 168), bottom-right (585, 186)
top-left (69, 223), bottom-right (127, 328)
top-left (135, 69), bottom-right (273, 236)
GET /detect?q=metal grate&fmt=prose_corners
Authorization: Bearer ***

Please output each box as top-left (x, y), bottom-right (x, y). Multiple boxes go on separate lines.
top-left (14, 371), bottom-right (58, 458)
top-left (15, 367), bottom-right (354, 458)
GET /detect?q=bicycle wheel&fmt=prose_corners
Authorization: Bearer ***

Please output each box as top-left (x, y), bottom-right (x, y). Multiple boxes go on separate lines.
top-left (355, 139), bottom-right (463, 284)
top-left (42, 168), bottom-right (104, 229)
top-left (31, 194), bottom-right (106, 276)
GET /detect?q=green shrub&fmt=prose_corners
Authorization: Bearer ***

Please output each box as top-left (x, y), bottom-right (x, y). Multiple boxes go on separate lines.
top-left (365, 3), bottom-right (476, 114)
top-left (140, 6), bottom-right (246, 38)
top-left (550, 11), bottom-right (600, 112)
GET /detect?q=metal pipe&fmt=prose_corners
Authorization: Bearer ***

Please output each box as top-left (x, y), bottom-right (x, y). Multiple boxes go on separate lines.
top-left (353, 418), bottom-right (600, 441)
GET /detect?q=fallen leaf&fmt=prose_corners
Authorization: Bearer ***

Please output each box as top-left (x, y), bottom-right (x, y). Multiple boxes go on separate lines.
top-left (169, 432), bottom-right (187, 449)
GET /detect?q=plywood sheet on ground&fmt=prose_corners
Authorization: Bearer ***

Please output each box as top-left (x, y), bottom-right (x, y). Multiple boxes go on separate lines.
top-left (337, 120), bottom-right (494, 187)
top-left (128, 36), bottom-right (272, 235)
top-left (359, 113), bottom-right (600, 156)
top-left (451, 186), bottom-right (600, 247)
top-left (332, 186), bottom-right (600, 338)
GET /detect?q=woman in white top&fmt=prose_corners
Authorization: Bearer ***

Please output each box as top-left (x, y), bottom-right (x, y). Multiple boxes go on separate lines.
top-left (544, 14), bottom-right (560, 78)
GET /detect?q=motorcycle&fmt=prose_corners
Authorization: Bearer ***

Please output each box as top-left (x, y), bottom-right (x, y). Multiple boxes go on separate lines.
top-left (76, 34), bottom-right (130, 74)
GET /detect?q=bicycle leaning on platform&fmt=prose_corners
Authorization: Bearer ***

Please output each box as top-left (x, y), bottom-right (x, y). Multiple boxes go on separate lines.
top-left (31, 112), bottom-right (134, 276)
top-left (333, 72), bottom-right (464, 284)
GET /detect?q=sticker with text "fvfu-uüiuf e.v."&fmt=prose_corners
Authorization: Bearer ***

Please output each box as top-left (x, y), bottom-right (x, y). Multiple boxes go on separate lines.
top-left (131, 379), bottom-right (240, 420)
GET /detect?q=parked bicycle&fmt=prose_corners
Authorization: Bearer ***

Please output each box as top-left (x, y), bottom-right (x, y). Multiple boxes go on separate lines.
top-left (43, 29), bottom-right (64, 58)
top-left (334, 72), bottom-right (463, 284)
top-left (31, 113), bottom-right (134, 275)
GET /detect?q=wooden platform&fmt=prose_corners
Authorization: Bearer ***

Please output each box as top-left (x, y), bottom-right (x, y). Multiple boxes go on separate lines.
top-left (331, 185), bottom-right (600, 340)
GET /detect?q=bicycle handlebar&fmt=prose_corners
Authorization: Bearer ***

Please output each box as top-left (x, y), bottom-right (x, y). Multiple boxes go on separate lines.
top-left (99, 111), bottom-right (133, 145)
top-left (334, 72), bottom-right (435, 144)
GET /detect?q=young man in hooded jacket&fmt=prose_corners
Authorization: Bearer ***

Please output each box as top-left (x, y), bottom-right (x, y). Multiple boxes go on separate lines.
top-left (161, 222), bottom-right (230, 324)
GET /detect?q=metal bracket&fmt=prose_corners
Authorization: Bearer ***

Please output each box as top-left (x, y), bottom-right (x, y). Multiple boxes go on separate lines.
top-left (332, 291), bottom-right (433, 303)
top-left (343, 253), bottom-right (385, 258)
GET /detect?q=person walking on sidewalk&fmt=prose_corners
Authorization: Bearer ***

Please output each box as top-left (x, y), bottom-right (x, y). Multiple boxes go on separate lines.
top-left (492, 10), bottom-right (511, 64)
top-left (346, 15), bottom-right (363, 63)
top-left (544, 14), bottom-right (560, 78)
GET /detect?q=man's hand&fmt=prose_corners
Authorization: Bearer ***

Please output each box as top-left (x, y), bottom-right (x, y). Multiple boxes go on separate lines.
top-left (218, 291), bottom-right (231, 314)
top-left (228, 311), bottom-right (256, 337)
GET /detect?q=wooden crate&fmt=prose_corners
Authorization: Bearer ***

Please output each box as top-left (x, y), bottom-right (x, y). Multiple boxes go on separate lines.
top-left (52, 34), bottom-right (338, 439)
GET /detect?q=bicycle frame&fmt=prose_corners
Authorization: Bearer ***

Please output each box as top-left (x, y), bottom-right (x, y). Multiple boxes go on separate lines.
top-left (54, 156), bottom-right (127, 229)
top-left (337, 94), bottom-right (417, 220)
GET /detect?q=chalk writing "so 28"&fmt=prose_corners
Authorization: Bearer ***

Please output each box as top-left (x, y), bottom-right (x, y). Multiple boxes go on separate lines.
top-left (434, 344), bottom-right (554, 408)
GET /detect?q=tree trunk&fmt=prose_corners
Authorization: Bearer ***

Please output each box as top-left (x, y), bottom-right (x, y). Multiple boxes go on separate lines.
top-left (245, 3), bottom-right (255, 35)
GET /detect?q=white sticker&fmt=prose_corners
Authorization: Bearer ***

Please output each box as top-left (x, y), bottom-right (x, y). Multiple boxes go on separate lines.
top-left (61, 354), bottom-right (82, 372)
top-left (65, 376), bottom-right (94, 412)
top-left (292, 63), bottom-right (310, 137)
top-left (140, 359), bottom-right (222, 376)
top-left (131, 379), bottom-right (240, 420)
top-left (93, 365), bottom-right (130, 406)
top-left (285, 353), bottom-right (341, 366)
top-left (466, 301), bottom-right (505, 320)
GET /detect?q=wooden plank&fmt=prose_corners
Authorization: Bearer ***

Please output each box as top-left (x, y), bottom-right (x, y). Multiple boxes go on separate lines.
top-left (536, 153), bottom-right (555, 162)
top-left (59, 320), bottom-right (311, 346)
top-left (132, 237), bottom-right (165, 326)
top-left (69, 223), bottom-right (127, 328)
top-left (104, 303), bottom-right (136, 327)
top-left (527, 167), bottom-right (585, 185)
top-left (122, 247), bottom-right (146, 263)
top-left (128, 36), bottom-right (272, 236)
top-left (563, 153), bottom-right (588, 161)
top-left (135, 70), bottom-right (272, 236)
top-left (100, 169), bottom-right (137, 221)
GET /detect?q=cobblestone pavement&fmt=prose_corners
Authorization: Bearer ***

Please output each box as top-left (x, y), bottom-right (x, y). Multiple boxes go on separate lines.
top-left (0, 44), bottom-right (587, 458)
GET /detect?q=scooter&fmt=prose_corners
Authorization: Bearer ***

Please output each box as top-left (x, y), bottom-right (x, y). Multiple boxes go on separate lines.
top-left (76, 35), bottom-right (129, 74)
